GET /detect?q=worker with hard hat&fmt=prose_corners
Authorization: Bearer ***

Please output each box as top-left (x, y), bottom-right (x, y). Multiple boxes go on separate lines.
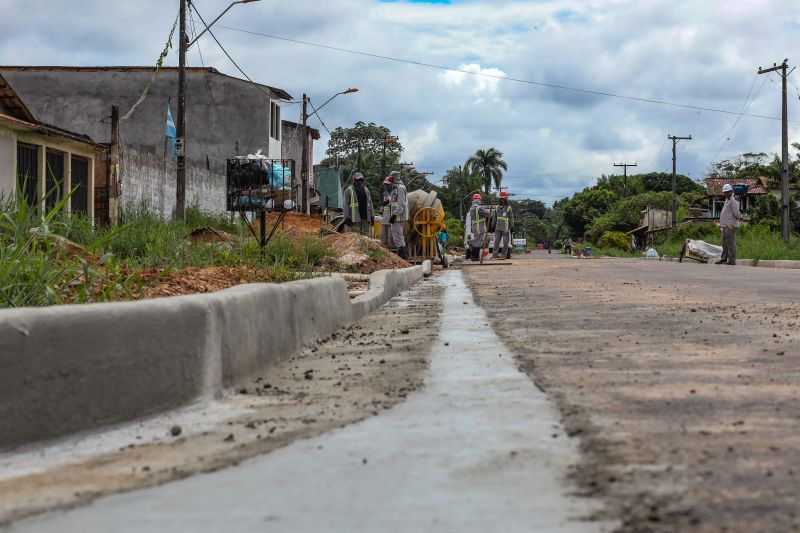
top-left (380, 175), bottom-right (395, 247)
top-left (467, 193), bottom-right (491, 261)
top-left (716, 183), bottom-right (745, 265)
top-left (492, 191), bottom-right (514, 259)
top-left (388, 171), bottom-right (410, 260)
top-left (342, 172), bottom-right (374, 236)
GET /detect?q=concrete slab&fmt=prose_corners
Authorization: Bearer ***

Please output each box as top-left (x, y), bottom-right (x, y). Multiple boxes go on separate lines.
top-left (13, 271), bottom-right (610, 533)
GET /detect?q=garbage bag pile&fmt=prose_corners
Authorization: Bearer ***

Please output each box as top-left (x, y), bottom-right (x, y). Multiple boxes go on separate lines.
top-left (227, 150), bottom-right (292, 190)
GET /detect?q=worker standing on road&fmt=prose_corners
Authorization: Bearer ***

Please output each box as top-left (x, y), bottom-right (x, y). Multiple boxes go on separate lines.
top-left (342, 172), bottom-right (374, 236)
top-left (388, 171), bottom-right (410, 260)
top-left (492, 191), bottom-right (514, 259)
top-left (563, 238), bottom-right (572, 255)
top-left (716, 183), bottom-right (745, 266)
top-left (380, 175), bottom-right (395, 247)
top-left (467, 193), bottom-right (491, 261)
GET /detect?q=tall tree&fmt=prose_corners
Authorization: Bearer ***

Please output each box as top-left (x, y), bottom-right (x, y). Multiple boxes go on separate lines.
top-left (466, 148), bottom-right (508, 195)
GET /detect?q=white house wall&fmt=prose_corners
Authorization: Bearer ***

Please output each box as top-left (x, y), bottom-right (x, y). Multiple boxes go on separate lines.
top-left (0, 129), bottom-right (14, 198)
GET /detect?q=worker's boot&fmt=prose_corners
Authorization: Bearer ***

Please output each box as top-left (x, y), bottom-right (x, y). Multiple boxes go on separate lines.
top-left (398, 246), bottom-right (410, 260)
top-left (471, 247), bottom-right (481, 261)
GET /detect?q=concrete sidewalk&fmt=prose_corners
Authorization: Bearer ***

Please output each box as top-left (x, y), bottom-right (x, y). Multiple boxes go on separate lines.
top-left (12, 271), bottom-right (609, 533)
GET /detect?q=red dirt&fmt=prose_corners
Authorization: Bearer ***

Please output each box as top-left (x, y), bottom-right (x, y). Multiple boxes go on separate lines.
top-left (136, 266), bottom-right (277, 299)
top-left (252, 212), bottom-right (333, 242)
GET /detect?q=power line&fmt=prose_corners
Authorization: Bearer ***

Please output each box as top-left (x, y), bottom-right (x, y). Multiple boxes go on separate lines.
top-left (217, 24), bottom-right (797, 123)
top-left (188, 9), bottom-right (232, 142)
top-left (306, 98), bottom-right (332, 136)
top-left (191, 6), bottom-right (276, 100)
top-left (711, 74), bottom-right (770, 163)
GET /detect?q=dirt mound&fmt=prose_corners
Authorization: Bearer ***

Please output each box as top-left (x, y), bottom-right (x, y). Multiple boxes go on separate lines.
top-left (137, 266), bottom-right (271, 299)
top-left (251, 213), bottom-right (332, 242)
top-left (188, 227), bottom-right (238, 245)
top-left (323, 233), bottom-right (411, 274)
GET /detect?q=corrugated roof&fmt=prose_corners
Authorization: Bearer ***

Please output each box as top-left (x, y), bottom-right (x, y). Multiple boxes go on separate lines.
top-left (0, 65), bottom-right (293, 101)
top-left (705, 177), bottom-right (769, 196)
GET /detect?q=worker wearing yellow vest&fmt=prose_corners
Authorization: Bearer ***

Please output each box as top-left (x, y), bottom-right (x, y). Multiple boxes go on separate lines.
top-left (342, 172), bottom-right (374, 236)
top-left (388, 171), bottom-right (410, 260)
top-left (492, 191), bottom-right (514, 259)
top-left (467, 193), bottom-right (491, 261)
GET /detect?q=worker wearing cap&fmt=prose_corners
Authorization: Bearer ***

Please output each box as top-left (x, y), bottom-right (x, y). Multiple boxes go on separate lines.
top-left (388, 171), bottom-right (410, 260)
top-left (380, 175), bottom-right (395, 247)
top-left (717, 183), bottom-right (744, 265)
top-left (492, 191), bottom-right (514, 259)
top-left (342, 172), bottom-right (374, 236)
top-left (467, 193), bottom-right (491, 261)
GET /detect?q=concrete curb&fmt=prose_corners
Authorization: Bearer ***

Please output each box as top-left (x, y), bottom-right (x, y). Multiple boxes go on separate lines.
top-left (0, 266), bottom-right (423, 450)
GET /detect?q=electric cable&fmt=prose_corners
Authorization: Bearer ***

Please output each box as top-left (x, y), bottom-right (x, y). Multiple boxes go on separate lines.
top-left (217, 24), bottom-right (797, 123)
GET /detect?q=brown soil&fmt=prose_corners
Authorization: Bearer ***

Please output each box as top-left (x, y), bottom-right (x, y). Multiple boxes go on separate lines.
top-left (187, 227), bottom-right (238, 245)
top-left (136, 266), bottom-right (281, 299)
top-left (465, 255), bottom-right (800, 532)
top-left (323, 232), bottom-right (411, 274)
top-left (0, 278), bottom-right (443, 526)
top-left (253, 212), bottom-right (332, 242)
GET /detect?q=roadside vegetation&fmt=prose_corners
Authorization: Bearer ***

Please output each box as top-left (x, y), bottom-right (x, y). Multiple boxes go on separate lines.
top-left (0, 194), bottom-right (335, 309)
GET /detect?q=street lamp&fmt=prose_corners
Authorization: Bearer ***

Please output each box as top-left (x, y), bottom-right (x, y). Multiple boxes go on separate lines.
top-left (176, 0), bottom-right (261, 221)
top-left (300, 88), bottom-right (359, 214)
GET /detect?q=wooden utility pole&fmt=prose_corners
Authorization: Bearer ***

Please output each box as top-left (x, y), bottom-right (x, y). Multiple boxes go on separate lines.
top-left (758, 59), bottom-right (793, 242)
top-left (668, 134), bottom-right (691, 227)
top-left (176, 0), bottom-right (187, 221)
top-left (109, 105), bottom-right (120, 226)
top-left (613, 162), bottom-right (637, 196)
top-left (300, 93), bottom-right (308, 214)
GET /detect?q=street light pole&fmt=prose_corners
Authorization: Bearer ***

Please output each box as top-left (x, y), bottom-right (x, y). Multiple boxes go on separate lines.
top-left (176, 0), bottom-right (187, 221)
top-left (176, 0), bottom-right (262, 221)
top-left (299, 88), bottom-right (358, 214)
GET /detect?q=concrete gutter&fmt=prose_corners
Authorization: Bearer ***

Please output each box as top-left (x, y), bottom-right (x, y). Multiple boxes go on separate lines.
top-left (0, 266), bottom-right (423, 451)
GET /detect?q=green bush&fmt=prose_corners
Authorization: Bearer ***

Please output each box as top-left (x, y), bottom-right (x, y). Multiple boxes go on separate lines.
top-left (666, 222), bottom-right (720, 244)
top-left (598, 231), bottom-right (632, 252)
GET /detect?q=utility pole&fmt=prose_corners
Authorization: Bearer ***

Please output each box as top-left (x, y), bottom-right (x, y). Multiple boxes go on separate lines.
top-left (668, 134), bottom-right (691, 227)
top-left (300, 93), bottom-right (308, 214)
top-left (109, 105), bottom-right (120, 226)
top-left (176, 0), bottom-right (187, 221)
top-left (758, 59), bottom-right (794, 242)
top-left (613, 162), bottom-right (637, 196)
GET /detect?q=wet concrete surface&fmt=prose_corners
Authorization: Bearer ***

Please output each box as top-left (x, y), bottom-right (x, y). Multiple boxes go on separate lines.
top-left (9, 271), bottom-right (610, 533)
top-left (466, 251), bottom-right (800, 532)
top-left (0, 280), bottom-right (442, 527)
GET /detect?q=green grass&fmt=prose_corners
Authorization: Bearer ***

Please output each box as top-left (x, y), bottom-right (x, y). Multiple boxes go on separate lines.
top-left (655, 223), bottom-right (800, 260)
top-left (0, 199), bottom-right (336, 308)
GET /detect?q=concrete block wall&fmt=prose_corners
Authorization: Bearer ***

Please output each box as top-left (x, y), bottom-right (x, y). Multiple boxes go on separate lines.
top-left (120, 145), bottom-right (226, 217)
top-left (0, 266), bottom-right (422, 450)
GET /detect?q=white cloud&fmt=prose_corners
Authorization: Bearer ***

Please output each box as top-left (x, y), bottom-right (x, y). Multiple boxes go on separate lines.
top-left (1, 0), bottom-right (799, 203)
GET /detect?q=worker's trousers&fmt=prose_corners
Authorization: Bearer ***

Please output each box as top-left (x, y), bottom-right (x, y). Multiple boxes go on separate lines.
top-left (721, 225), bottom-right (737, 264)
top-left (346, 220), bottom-right (371, 237)
top-left (391, 222), bottom-right (406, 248)
top-left (381, 222), bottom-right (394, 247)
top-left (493, 230), bottom-right (510, 257)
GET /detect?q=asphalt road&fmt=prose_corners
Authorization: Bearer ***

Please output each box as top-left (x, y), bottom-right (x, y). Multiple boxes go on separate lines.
top-left (465, 251), bottom-right (800, 532)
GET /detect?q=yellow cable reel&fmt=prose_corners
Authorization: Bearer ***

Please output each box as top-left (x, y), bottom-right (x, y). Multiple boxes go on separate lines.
top-left (412, 207), bottom-right (444, 238)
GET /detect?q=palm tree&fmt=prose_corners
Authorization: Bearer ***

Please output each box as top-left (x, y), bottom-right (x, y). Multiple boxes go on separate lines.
top-left (466, 148), bottom-right (508, 195)
top-left (444, 164), bottom-right (482, 220)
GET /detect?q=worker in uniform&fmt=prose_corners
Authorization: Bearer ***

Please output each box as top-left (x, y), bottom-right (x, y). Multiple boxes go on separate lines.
top-left (492, 191), bottom-right (514, 259)
top-left (342, 172), bottom-right (374, 236)
top-left (716, 183), bottom-right (745, 265)
top-left (467, 193), bottom-right (491, 261)
top-left (388, 171), bottom-right (410, 260)
top-left (380, 175), bottom-right (395, 248)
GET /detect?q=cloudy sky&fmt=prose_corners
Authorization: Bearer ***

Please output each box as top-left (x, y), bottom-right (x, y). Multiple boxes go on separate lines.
top-left (1, 0), bottom-right (799, 203)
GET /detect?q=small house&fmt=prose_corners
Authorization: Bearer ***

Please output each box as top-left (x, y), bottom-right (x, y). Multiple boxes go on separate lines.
top-left (705, 177), bottom-right (769, 218)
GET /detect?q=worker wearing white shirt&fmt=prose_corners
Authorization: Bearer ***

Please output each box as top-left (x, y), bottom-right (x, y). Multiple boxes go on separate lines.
top-left (716, 183), bottom-right (744, 265)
